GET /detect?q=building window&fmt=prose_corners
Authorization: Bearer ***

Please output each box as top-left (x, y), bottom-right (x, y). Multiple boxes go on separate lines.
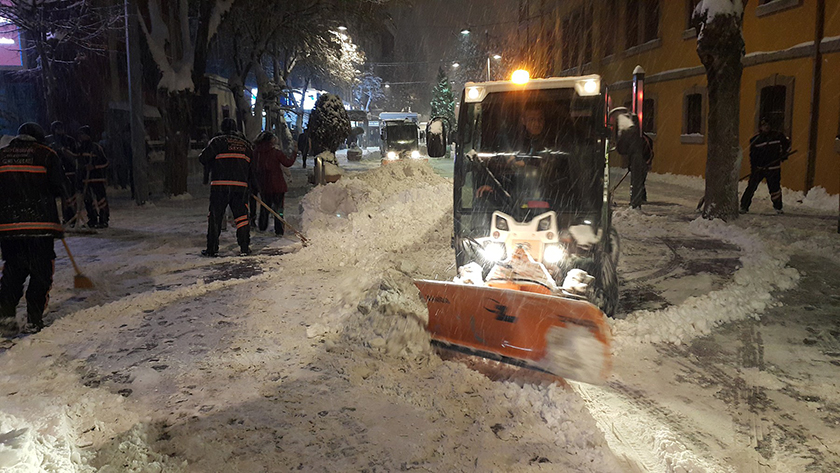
top-left (685, 94), bottom-right (703, 134)
top-left (626, 0), bottom-right (660, 49)
top-left (759, 86), bottom-right (786, 131)
top-left (643, 0), bottom-right (660, 43)
top-left (562, 7), bottom-right (592, 70)
top-left (561, 17), bottom-right (574, 70)
top-left (583, 7), bottom-right (593, 64)
top-left (626, 0), bottom-right (640, 48)
top-left (754, 74), bottom-right (794, 136)
top-left (602, 0), bottom-right (618, 57)
top-left (681, 87), bottom-right (706, 143)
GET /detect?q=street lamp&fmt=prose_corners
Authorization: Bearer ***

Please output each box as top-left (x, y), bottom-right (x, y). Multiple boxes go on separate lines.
top-left (452, 62), bottom-right (460, 68)
top-left (487, 54), bottom-right (501, 81)
top-left (461, 28), bottom-right (470, 35)
top-left (337, 25), bottom-right (347, 31)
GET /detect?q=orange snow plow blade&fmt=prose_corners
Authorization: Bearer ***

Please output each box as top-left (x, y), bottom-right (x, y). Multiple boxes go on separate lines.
top-left (414, 279), bottom-right (612, 385)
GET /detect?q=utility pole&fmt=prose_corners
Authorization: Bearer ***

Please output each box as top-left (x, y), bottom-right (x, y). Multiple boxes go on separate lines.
top-left (125, 0), bottom-right (148, 205)
top-left (805, 0), bottom-right (824, 192)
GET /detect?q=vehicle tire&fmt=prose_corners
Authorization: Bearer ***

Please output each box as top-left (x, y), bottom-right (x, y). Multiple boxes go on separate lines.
top-left (583, 232), bottom-right (620, 317)
top-left (587, 252), bottom-right (619, 317)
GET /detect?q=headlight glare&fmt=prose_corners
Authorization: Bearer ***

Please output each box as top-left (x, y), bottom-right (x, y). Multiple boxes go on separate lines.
top-left (543, 244), bottom-right (566, 265)
top-left (482, 242), bottom-right (506, 262)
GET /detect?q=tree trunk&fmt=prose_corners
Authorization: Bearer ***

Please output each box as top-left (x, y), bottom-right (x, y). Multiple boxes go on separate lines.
top-left (33, 36), bottom-right (59, 122)
top-left (160, 90), bottom-right (192, 196)
top-left (191, 0), bottom-right (214, 141)
top-left (696, 7), bottom-right (745, 221)
top-left (295, 78), bottom-right (311, 135)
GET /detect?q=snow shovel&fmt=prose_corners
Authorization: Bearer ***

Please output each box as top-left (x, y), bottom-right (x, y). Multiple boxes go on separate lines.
top-left (695, 150), bottom-right (797, 211)
top-left (252, 194), bottom-right (310, 247)
top-left (610, 169), bottom-right (630, 193)
top-left (60, 238), bottom-right (94, 289)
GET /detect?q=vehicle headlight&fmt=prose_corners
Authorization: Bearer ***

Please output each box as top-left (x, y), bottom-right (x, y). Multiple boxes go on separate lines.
top-left (543, 244), bottom-right (566, 265)
top-left (387, 151), bottom-right (397, 160)
top-left (575, 77), bottom-right (601, 96)
top-left (411, 150), bottom-right (421, 159)
top-left (495, 215), bottom-right (509, 231)
top-left (537, 216), bottom-right (551, 232)
top-left (482, 242), bottom-right (506, 262)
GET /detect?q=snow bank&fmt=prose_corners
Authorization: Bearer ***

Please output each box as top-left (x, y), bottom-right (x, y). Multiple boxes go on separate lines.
top-left (649, 171), bottom-right (839, 213)
top-left (299, 159), bottom-right (450, 260)
top-left (612, 214), bottom-right (799, 351)
top-left (292, 160), bottom-right (452, 350)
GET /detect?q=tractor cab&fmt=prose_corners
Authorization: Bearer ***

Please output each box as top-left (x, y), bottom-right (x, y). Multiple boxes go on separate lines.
top-left (428, 74), bottom-right (619, 316)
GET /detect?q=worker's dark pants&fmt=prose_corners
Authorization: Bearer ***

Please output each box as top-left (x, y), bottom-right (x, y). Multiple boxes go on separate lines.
top-left (206, 187), bottom-right (250, 254)
top-left (0, 237), bottom-right (56, 327)
top-left (258, 193), bottom-right (285, 235)
top-left (61, 174), bottom-right (76, 224)
top-left (629, 151), bottom-right (648, 209)
top-left (249, 194), bottom-right (258, 226)
top-left (741, 167), bottom-right (782, 211)
top-left (84, 182), bottom-right (109, 226)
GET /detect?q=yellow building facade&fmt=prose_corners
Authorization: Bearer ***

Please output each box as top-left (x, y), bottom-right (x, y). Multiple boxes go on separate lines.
top-left (519, 0), bottom-right (840, 193)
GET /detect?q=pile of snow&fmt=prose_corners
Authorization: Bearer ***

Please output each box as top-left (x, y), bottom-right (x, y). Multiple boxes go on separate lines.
top-left (648, 171), bottom-right (839, 213)
top-left (611, 213), bottom-right (800, 351)
top-left (290, 160), bottom-right (452, 353)
top-left (299, 159), bottom-right (449, 257)
top-left (787, 186), bottom-right (837, 212)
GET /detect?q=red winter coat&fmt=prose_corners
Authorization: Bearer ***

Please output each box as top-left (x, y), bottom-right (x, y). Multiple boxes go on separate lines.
top-left (254, 141), bottom-right (296, 194)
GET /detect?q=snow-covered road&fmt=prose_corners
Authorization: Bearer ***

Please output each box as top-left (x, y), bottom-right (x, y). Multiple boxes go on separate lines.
top-left (1, 157), bottom-right (839, 472)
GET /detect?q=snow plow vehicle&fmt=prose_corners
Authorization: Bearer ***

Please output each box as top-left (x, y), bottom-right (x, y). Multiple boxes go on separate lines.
top-left (416, 72), bottom-right (618, 385)
top-left (379, 118), bottom-right (424, 165)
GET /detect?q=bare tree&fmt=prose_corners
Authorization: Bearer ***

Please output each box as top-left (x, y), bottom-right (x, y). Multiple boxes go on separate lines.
top-left (137, 0), bottom-right (233, 195)
top-left (353, 71), bottom-right (385, 111)
top-left (694, 0), bottom-right (747, 220)
top-left (0, 0), bottom-right (121, 122)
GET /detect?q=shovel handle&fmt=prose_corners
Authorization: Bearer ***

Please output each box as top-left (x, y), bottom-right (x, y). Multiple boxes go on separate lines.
top-left (252, 194), bottom-right (310, 246)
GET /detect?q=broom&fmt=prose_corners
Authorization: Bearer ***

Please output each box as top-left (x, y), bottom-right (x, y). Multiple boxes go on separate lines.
top-left (60, 238), bottom-right (94, 289)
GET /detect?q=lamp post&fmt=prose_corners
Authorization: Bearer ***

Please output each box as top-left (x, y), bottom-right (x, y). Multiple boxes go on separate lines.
top-left (632, 65), bottom-right (645, 136)
top-left (486, 54), bottom-right (501, 81)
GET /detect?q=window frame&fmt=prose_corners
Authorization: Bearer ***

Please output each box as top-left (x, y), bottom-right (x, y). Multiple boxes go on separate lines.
top-left (683, 0), bottom-right (701, 39)
top-left (756, 0), bottom-right (802, 18)
top-left (754, 74), bottom-right (794, 137)
top-left (625, 0), bottom-right (661, 51)
top-left (681, 86), bottom-right (707, 144)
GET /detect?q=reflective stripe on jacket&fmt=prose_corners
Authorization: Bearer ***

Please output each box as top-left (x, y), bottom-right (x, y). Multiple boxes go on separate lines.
top-left (0, 137), bottom-right (65, 239)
